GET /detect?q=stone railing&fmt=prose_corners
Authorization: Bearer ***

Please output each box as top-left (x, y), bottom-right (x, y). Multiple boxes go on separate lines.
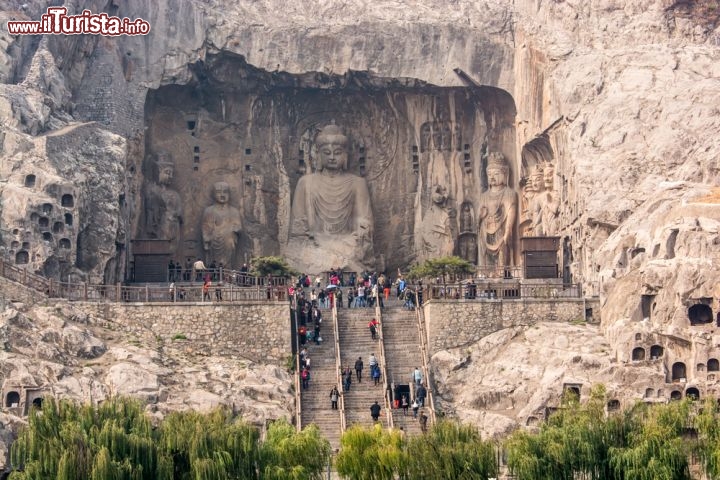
top-left (332, 300), bottom-right (347, 433)
top-left (414, 300), bottom-right (436, 425)
top-left (0, 259), bottom-right (289, 304)
top-left (374, 300), bottom-right (393, 429)
top-left (424, 281), bottom-right (582, 301)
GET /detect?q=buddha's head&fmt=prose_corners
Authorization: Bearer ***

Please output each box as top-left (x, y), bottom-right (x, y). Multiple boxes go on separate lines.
top-left (213, 181), bottom-right (230, 204)
top-left (316, 125), bottom-right (349, 172)
top-left (486, 152), bottom-right (509, 188)
top-left (155, 150), bottom-right (174, 185)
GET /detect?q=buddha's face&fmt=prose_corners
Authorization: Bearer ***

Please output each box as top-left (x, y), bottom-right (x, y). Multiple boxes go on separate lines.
top-left (318, 142), bottom-right (348, 171)
top-left (158, 165), bottom-right (174, 185)
top-left (213, 183), bottom-right (230, 204)
top-left (487, 167), bottom-right (507, 187)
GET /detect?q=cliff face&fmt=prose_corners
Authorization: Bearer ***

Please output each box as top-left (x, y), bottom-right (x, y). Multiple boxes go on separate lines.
top-left (1, 0), bottom-right (719, 441)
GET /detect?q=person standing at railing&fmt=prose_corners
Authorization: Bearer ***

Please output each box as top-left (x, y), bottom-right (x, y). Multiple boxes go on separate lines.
top-left (202, 280), bottom-right (211, 302)
top-left (168, 282), bottom-right (175, 302)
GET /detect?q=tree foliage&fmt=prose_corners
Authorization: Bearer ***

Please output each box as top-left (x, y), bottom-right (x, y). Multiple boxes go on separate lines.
top-left (250, 256), bottom-right (299, 278)
top-left (8, 397), bottom-right (329, 480)
top-left (335, 421), bottom-right (497, 480)
top-left (406, 256), bottom-right (475, 283)
top-left (505, 386), bottom-right (695, 480)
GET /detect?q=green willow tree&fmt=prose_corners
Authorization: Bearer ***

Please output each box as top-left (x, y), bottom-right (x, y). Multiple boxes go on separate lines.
top-left (8, 397), bottom-right (328, 480)
top-left (335, 422), bottom-right (497, 480)
top-left (505, 386), bottom-right (695, 480)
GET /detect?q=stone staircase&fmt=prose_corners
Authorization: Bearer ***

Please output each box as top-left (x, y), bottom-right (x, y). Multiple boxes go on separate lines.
top-left (382, 306), bottom-right (428, 436)
top-left (337, 308), bottom-right (389, 429)
top-left (300, 307), bottom-right (343, 451)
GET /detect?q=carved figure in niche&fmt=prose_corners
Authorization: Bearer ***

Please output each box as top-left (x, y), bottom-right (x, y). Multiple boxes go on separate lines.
top-left (201, 182), bottom-right (242, 268)
top-left (142, 151), bottom-right (183, 253)
top-left (432, 121), bottom-right (442, 150)
top-left (441, 122), bottom-right (453, 151)
top-left (458, 202), bottom-right (478, 264)
top-left (420, 123), bottom-right (432, 153)
top-left (477, 152), bottom-right (518, 268)
top-left (531, 161), bottom-right (560, 236)
top-left (288, 124), bottom-right (375, 273)
top-left (417, 185), bottom-right (455, 261)
top-left (453, 124), bottom-right (462, 152)
top-left (522, 164), bottom-right (545, 236)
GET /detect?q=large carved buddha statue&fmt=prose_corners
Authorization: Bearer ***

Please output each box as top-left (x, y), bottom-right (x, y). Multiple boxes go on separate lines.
top-left (287, 125), bottom-right (375, 273)
top-left (477, 152), bottom-right (518, 268)
top-left (202, 181), bottom-right (242, 268)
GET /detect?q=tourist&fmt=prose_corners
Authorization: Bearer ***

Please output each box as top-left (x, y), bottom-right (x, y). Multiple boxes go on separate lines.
top-left (215, 282), bottom-right (223, 301)
top-left (347, 288), bottom-right (354, 308)
top-left (369, 353), bottom-right (378, 371)
top-left (368, 318), bottom-right (379, 340)
top-left (412, 367), bottom-right (423, 386)
top-left (370, 401), bottom-right (381, 422)
top-left (419, 410), bottom-right (428, 433)
top-left (343, 366), bottom-right (352, 392)
top-left (401, 394), bottom-right (409, 416)
top-left (301, 367), bottom-right (310, 389)
top-left (356, 284), bottom-right (366, 307)
top-left (355, 357), bottom-right (364, 383)
top-left (329, 386), bottom-right (339, 410)
top-left (168, 282), bottom-right (175, 302)
top-left (372, 364), bottom-right (381, 386)
top-left (412, 398), bottom-right (419, 418)
top-left (416, 383), bottom-right (427, 407)
top-left (202, 280), bottom-right (211, 302)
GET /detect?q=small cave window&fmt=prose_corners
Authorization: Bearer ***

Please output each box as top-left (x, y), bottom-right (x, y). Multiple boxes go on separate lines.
top-left (632, 347), bottom-right (646, 361)
top-left (686, 387), bottom-right (700, 400)
top-left (644, 388), bottom-right (655, 398)
top-left (24, 174), bottom-right (36, 188)
top-left (411, 154), bottom-right (419, 174)
top-left (563, 384), bottom-right (581, 399)
top-left (641, 294), bottom-right (655, 319)
top-left (670, 390), bottom-right (682, 401)
top-left (635, 333), bottom-right (642, 341)
top-left (15, 251), bottom-right (29, 264)
top-left (10, 241), bottom-right (19, 249)
top-left (698, 363), bottom-right (706, 372)
top-left (42, 203), bottom-right (53, 215)
top-left (30, 212), bottom-right (39, 222)
top-left (61, 194), bottom-right (74, 208)
top-left (526, 416), bottom-right (539, 426)
top-left (64, 213), bottom-right (73, 226)
top-left (672, 362), bottom-right (687, 381)
top-left (21, 241), bottom-right (30, 250)
top-left (689, 304), bottom-right (713, 325)
top-left (607, 399), bottom-right (621, 412)
top-left (657, 389), bottom-right (664, 398)
top-left (245, 148), bottom-right (252, 155)
top-left (708, 358), bottom-right (719, 372)
top-left (650, 345), bottom-right (664, 359)
top-left (42, 232), bottom-right (53, 242)
top-left (31, 397), bottom-right (43, 410)
top-left (38, 217), bottom-right (49, 228)
top-left (5, 391), bottom-right (20, 407)
top-left (53, 222), bottom-right (64, 234)
top-left (59, 238), bottom-right (71, 249)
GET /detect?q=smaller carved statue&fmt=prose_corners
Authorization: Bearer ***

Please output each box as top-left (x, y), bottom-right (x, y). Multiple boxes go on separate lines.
top-left (531, 161), bottom-right (560, 236)
top-left (142, 150), bottom-right (183, 253)
top-left (477, 152), bottom-right (518, 268)
top-left (416, 185), bottom-right (455, 261)
top-left (201, 181), bottom-right (242, 268)
top-left (457, 202), bottom-right (478, 264)
top-left (420, 123), bottom-right (432, 153)
top-left (521, 164), bottom-right (545, 236)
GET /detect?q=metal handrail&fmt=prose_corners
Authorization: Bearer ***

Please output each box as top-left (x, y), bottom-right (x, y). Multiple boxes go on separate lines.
top-left (374, 294), bottom-right (393, 429)
top-left (332, 297), bottom-right (347, 433)
top-left (425, 281), bottom-right (582, 301)
top-left (414, 298), bottom-right (437, 424)
top-left (293, 293), bottom-right (303, 433)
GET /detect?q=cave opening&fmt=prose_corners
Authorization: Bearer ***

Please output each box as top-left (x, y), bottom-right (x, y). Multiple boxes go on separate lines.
top-left (137, 52), bottom-right (519, 278)
top-left (689, 303), bottom-right (713, 325)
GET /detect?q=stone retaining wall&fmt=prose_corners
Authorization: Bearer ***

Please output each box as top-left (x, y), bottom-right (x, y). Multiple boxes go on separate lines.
top-left (424, 298), bottom-right (601, 354)
top-left (78, 302), bottom-right (291, 363)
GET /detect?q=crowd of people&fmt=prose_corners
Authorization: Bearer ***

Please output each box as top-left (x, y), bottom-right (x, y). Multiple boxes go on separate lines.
top-left (292, 269), bottom-right (431, 434)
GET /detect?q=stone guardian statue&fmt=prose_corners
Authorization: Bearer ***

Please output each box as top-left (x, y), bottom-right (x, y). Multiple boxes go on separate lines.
top-left (201, 181), bottom-right (242, 269)
top-left (288, 124), bottom-right (375, 273)
top-left (477, 152), bottom-right (518, 268)
top-left (416, 184), bottom-right (455, 261)
top-left (142, 150), bottom-right (183, 253)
